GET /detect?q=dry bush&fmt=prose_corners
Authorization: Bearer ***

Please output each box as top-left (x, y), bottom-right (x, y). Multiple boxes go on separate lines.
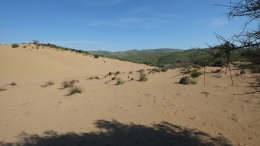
top-left (41, 81), bottom-right (55, 87)
top-left (62, 80), bottom-right (79, 88)
top-left (68, 86), bottom-right (84, 95)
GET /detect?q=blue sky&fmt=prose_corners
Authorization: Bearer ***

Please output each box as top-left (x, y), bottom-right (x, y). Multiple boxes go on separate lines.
top-left (0, 0), bottom-right (251, 51)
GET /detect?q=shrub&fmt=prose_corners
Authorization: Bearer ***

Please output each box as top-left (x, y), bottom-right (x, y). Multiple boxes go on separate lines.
top-left (94, 76), bottom-right (99, 80)
top-left (116, 71), bottom-right (120, 74)
top-left (115, 78), bottom-right (124, 85)
top-left (179, 76), bottom-right (196, 85)
top-left (94, 54), bottom-right (99, 58)
top-left (62, 80), bottom-right (79, 88)
top-left (131, 78), bottom-right (134, 81)
top-left (87, 77), bottom-right (94, 80)
top-left (128, 71), bottom-right (133, 74)
top-left (212, 59), bottom-right (224, 67)
top-left (68, 86), bottom-right (83, 95)
top-left (191, 71), bottom-right (202, 78)
top-left (12, 44), bottom-right (19, 48)
top-left (23, 46), bottom-right (26, 48)
top-left (108, 72), bottom-right (113, 75)
top-left (192, 65), bottom-right (200, 68)
top-left (240, 69), bottom-right (246, 75)
top-left (161, 68), bottom-right (168, 72)
top-left (112, 77), bottom-right (116, 80)
top-left (139, 74), bottom-right (148, 82)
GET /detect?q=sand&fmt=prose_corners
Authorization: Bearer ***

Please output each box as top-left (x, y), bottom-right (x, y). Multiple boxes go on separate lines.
top-left (0, 44), bottom-right (260, 146)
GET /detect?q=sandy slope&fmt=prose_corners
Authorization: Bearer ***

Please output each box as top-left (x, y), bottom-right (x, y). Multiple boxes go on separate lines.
top-left (0, 44), bottom-right (260, 146)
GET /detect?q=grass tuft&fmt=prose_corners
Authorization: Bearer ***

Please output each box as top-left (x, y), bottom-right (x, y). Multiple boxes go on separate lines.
top-left (68, 86), bottom-right (83, 95)
top-left (62, 80), bottom-right (79, 89)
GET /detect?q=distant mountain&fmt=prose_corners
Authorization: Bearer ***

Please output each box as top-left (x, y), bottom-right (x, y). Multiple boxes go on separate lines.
top-left (88, 48), bottom-right (182, 59)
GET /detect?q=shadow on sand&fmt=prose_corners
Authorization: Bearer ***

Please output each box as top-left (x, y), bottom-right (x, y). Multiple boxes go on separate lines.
top-left (0, 119), bottom-right (232, 146)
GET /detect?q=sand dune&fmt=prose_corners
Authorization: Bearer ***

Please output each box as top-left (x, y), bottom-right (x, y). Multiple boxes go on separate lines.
top-left (0, 44), bottom-right (260, 146)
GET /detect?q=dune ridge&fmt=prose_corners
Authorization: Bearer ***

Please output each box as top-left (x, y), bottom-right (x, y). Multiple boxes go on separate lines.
top-left (0, 44), bottom-right (260, 146)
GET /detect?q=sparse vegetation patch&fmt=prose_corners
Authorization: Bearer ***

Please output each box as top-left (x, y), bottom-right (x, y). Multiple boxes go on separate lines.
top-left (148, 68), bottom-right (160, 74)
top-left (41, 81), bottom-right (55, 87)
top-left (139, 74), bottom-right (148, 82)
top-left (0, 87), bottom-right (6, 91)
top-left (191, 71), bottom-right (202, 78)
top-left (62, 80), bottom-right (79, 88)
top-left (68, 86), bottom-right (83, 95)
top-left (161, 68), bottom-right (168, 72)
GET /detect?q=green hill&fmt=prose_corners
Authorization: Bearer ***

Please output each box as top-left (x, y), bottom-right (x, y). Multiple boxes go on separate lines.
top-left (88, 48), bottom-right (182, 59)
top-left (89, 48), bottom-right (245, 67)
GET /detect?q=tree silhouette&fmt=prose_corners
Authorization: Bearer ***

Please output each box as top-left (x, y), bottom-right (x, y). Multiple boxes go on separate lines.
top-left (0, 120), bottom-right (232, 146)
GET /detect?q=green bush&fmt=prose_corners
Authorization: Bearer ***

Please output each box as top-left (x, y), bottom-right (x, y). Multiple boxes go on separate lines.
top-left (192, 65), bottom-right (200, 68)
top-left (191, 71), bottom-right (202, 78)
top-left (212, 59), bottom-right (224, 67)
top-left (240, 69), bottom-right (246, 74)
top-left (94, 54), bottom-right (99, 58)
top-left (139, 74), bottom-right (148, 82)
top-left (12, 44), bottom-right (19, 48)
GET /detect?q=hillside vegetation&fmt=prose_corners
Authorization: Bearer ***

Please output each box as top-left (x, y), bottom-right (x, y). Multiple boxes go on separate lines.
top-left (90, 47), bottom-right (247, 67)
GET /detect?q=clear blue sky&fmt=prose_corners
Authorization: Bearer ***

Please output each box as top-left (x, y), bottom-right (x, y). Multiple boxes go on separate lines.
top-left (0, 0), bottom-right (250, 51)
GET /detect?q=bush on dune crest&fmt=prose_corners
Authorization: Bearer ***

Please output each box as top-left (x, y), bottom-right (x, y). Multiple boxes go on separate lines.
top-left (12, 44), bottom-right (19, 48)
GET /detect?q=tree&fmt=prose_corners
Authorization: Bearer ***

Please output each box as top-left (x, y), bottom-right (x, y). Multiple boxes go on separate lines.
top-left (193, 0), bottom-right (260, 94)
